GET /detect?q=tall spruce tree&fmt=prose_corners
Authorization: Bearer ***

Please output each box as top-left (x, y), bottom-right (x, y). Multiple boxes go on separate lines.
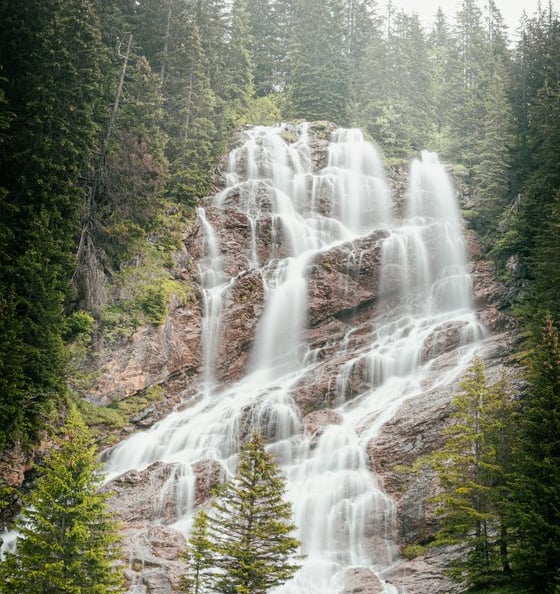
top-left (473, 57), bottom-right (514, 232)
top-left (0, 0), bottom-right (104, 449)
top-left (246, 0), bottom-right (294, 97)
top-left (288, 0), bottom-right (350, 123)
top-left (510, 315), bottom-right (560, 591)
top-left (163, 1), bottom-right (220, 204)
top-left (180, 432), bottom-right (300, 594)
top-left (447, 0), bottom-right (487, 167)
top-left (421, 358), bottom-right (515, 587)
top-left (0, 406), bottom-right (123, 593)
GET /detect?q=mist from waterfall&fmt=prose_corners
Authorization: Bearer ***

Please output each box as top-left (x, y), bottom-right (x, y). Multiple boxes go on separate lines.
top-left (102, 125), bottom-right (484, 594)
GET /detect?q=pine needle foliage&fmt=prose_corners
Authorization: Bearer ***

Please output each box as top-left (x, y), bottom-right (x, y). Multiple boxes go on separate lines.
top-left (180, 432), bottom-right (300, 594)
top-left (0, 406), bottom-right (124, 594)
top-left (510, 314), bottom-right (560, 592)
top-left (417, 358), bottom-right (516, 588)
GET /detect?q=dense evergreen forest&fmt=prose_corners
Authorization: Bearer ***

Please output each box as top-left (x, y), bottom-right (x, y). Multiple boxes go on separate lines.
top-left (1, 0), bottom-right (560, 591)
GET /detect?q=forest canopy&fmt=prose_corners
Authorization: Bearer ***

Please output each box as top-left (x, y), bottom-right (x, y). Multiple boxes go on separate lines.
top-left (0, 0), bottom-right (558, 505)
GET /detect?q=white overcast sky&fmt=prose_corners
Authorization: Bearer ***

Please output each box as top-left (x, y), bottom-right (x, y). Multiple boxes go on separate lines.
top-left (389, 0), bottom-right (560, 38)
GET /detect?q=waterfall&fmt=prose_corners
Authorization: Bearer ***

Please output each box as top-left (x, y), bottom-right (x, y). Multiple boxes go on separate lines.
top-left (99, 125), bottom-right (484, 593)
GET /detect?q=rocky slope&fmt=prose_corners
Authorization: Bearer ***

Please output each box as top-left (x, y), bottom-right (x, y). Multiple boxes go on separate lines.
top-left (1, 123), bottom-right (520, 593)
top-left (104, 125), bottom-right (518, 594)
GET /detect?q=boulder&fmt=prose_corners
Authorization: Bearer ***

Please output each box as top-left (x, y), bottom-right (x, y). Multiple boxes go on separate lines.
top-left (124, 525), bottom-right (186, 594)
top-left (303, 409), bottom-right (343, 445)
top-left (342, 567), bottom-right (383, 594)
top-left (107, 462), bottom-right (179, 527)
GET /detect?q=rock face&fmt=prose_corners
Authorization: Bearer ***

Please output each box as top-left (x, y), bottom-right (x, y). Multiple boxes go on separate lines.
top-left (123, 526), bottom-right (186, 594)
top-left (83, 123), bottom-right (519, 594)
top-left (87, 291), bottom-right (202, 408)
top-left (342, 567), bottom-right (383, 594)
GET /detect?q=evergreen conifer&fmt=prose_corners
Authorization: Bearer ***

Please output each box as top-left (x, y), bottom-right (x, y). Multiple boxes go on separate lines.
top-left (0, 406), bottom-right (123, 594)
top-left (180, 432), bottom-right (300, 594)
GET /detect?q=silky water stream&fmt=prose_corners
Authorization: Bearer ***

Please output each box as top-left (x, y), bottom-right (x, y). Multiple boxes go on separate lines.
top-left (103, 125), bottom-right (484, 593)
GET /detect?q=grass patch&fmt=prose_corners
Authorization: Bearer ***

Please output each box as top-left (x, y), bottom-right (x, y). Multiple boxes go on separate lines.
top-left (79, 400), bottom-right (126, 429)
top-left (79, 385), bottom-right (165, 432)
top-left (401, 543), bottom-right (427, 559)
top-left (100, 200), bottom-right (195, 344)
top-left (466, 586), bottom-right (529, 594)
top-left (112, 384), bottom-right (163, 418)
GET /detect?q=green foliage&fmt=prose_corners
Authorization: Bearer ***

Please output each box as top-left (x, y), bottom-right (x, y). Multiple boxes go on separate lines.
top-left (96, 203), bottom-right (193, 343)
top-left (0, 0), bottom-right (104, 450)
top-left (78, 385), bottom-right (164, 435)
top-left (243, 95), bottom-right (283, 125)
top-left (417, 358), bottom-right (516, 588)
top-left (63, 310), bottom-right (97, 341)
top-left (509, 315), bottom-right (560, 592)
top-left (179, 511), bottom-right (213, 594)
top-left (180, 432), bottom-right (300, 594)
top-left (0, 406), bottom-right (124, 593)
top-left (288, 0), bottom-right (350, 124)
top-left (78, 400), bottom-right (126, 429)
top-left (401, 543), bottom-right (426, 560)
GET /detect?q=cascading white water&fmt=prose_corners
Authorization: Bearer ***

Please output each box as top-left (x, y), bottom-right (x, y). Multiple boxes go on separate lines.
top-left (197, 207), bottom-right (229, 393)
top-left (99, 126), bottom-right (483, 594)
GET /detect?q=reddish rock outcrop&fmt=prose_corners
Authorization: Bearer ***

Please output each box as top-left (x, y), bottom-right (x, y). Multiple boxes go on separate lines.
top-left (215, 269), bottom-right (265, 382)
top-left (303, 409), bottom-right (343, 445)
top-left (88, 300), bottom-right (202, 407)
top-left (124, 526), bottom-right (186, 594)
top-left (342, 567), bottom-right (383, 594)
top-left (106, 459), bottom-right (225, 529)
top-left (69, 124), bottom-right (520, 594)
top-left (106, 462), bottom-right (179, 527)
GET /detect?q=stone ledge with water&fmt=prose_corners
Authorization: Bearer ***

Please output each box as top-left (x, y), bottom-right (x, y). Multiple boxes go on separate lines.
top-left (3, 123), bottom-right (516, 594)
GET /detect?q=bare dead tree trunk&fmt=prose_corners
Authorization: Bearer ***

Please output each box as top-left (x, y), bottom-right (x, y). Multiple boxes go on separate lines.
top-left (161, 0), bottom-right (173, 82)
top-left (105, 34), bottom-right (133, 153)
top-left (74, 34), bottom-right (133, 319)
top-left (184, 72), bottom-right (194, 143)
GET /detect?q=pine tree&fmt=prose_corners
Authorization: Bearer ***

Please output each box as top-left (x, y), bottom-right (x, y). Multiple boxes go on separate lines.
top-left (246, 0), bottom-right (294, 98)
top-left (0, 406), bottom-right (124, 594)
top-left (288, 0), bottom-right (350, 124)
top-left (427, 8), bottom-right (457, 152)
top-left (447, 0), bottom-right (488, 167)
top-left (223, 0), bottom-right (255, 120)
top-left (180, 432), bottom-right (300, 594)
top-left (510, 315), bottom-right (560, 592)
top-left (179, 511), bottom-right (213, 594)
top-left (0, 0), bottom-right (104, 449)
top-left (473, 57), bottom-right (514, 231)
top-left (421, 358), bottom-right (515, 587)
top-left (163, 1), bottom-right (220, 204)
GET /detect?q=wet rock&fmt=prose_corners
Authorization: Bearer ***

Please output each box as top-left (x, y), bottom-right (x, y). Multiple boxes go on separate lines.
top-left (421, 321), bottom-right (467, 362)
top-left (216, 269), bottom-right (265, 382)
top-left (124, 526), bottom-right (186, 594)
top-left (107, 458), bottom-right (226, 529)
top-left (107, 462), bottom-right (179, 527)
top-left (479, 305), bottom-right (516, 332)
top-left (367, 385), bottom-right (457, 544)
top-left (141, 571), bottom-right (173, 594)
top-left (307, 263), bottom-right (374, 326)
top-left (192, 459), bottom-right (225, 504)
top-left (342, 567), bottom-right (383, 594)
top-left (385, 545), bottom-right (467, 594)
top-left (316, 230), bottom-right (388, 292)
top-left (303, 409), bottom-right (343, 444)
